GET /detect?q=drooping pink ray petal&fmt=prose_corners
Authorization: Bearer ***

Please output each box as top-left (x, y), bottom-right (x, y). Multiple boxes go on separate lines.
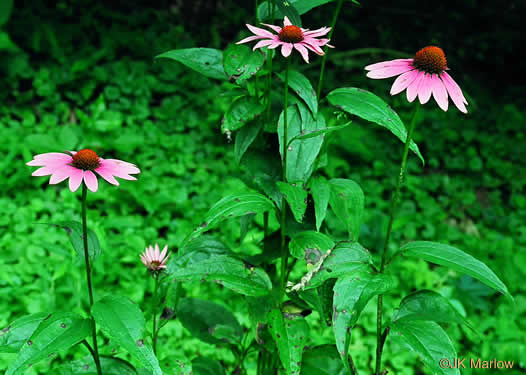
top-left (302, 41), bottom-right (325, 55)
top-left (94, 165), bottom-right (120, 185)
top-left (283, 16), bottom-right (292, 26)
top-left (406, 72), bottom-right (424, 103)
top-left (236, 35), bottom-right (266, 44)
top-left (31, 166), bottom-right (58, 177)
top-left (246, 24), bottom-right (275, 38)
top-left (281, 43), bottom-right (293, 57)
top-left (68, 169), bottom-right (84, 192)
top-left (390, 69), bottom-right (420, 95)
top-left (253, 39), bottom-right (275, 50)
top-left (417, 74), bottom-right (433, 104)
top-left (160, 245), bottom-right (168, 261)
top-left (440, 72), bottom-right (468, 113)
top-left (49, 165), bottom-right (77, 185)
top-left (367, 63), bottom-right (415, 79)
top-left (83, 171), bottom-right (99, 192)
top-left (294, 43), bottom-right (310, 63)
top-left (303, 27), bottom-right (331, 38)
top-left (261, 23), bottom-right (281, 33)
top-left (365, 59), bottom-right (414, 71)
top-left (406, 71), bottom-right (426, 102)
top-left (267, 41), bottom-right (282, 49)
top-left (430, 74), bottom-right (449, 111)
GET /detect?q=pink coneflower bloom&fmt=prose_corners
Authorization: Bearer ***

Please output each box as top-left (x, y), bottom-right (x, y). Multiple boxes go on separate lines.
top-left (27, 149), bottom-right (140, 193)
top-left (140, 244), bottom-right (170, 271)
top-left (236, 16), bottom-right (332, 63)
top-left (365, 46), bottom-right (468, 113)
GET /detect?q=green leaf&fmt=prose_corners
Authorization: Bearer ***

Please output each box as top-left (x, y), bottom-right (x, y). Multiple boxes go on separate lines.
top-left (192, 357), bottom-right (225, 375)
top-left (397, 241), bottom-right (512, 300)
top-left (275, 0), bottom-right (302, 26)
top-left (0, 313), bottom-right (49, 353)
top-left (328, 179), bottom-right (364, 241)
top-left (277, 181), bottom-right (308, 223)
top-left (51, 221), bottom-right (102, 262)
top-left (301, 345), bottom-right (346, 375)
top-left (289, 231), bottom-right (334, 261)
top-left (278, 70), bottom-right (317, 115)
top-left (268, 309), bottom-right (309, 375)
top-left (92, 295), bottom-right (161, 375)
top-left (0, 0), bottom-right (13, 26)
top-left (223, 44), bottom-right (265, 84)
top-left (327, 87), bottom-right (424, 164)
top-left (6, 313), bottom-right (91, 375)
top-left (54, 356), bottom-right (137, 375)
top-left (332, 272), bottom-right (394, 371)
top-left (222, 96), bottom-right (265, 133)
top-left (169, 255), bottom-right (272, 296)
top-left (287, 122), bottom-right (351, 146)
top-left (177, 298), bottom-right (242, 345)
top-left (235, 119), bottom-right (263, 163)
top-left (390, 320), bottom-right (459, 375)
top-left (155, 48), bottom-right (226, 80)
top-left (310, 176), bottom-right (330, 232)
top-left (171, 357), bottom-right (193, 375)
top-left (184, 193), bottom-right (275, 244)
top-left (393, 290), bottom-right (473, 329)
top-left (308, 242), bottom-right (372, 288)
top-left (278, 105), bottom-right (325, 183)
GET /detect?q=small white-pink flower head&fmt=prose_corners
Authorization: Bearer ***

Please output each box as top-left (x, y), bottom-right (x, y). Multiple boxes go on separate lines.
top-left (140, 243), bottom-right (170, 272)
top-left (236, 16), bottom-right (333, 64)
top-left (365, 46), bottom-right (468, 113)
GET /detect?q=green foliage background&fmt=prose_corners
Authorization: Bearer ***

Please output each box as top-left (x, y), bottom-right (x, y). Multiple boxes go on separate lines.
top-left (1, 0), bottom-right (524, 373)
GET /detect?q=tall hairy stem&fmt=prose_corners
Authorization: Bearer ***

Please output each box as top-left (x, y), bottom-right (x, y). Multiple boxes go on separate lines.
top-left (81, 184), bottom-right (102, 375)
top-left (375, 103), bottom-right (420, 375)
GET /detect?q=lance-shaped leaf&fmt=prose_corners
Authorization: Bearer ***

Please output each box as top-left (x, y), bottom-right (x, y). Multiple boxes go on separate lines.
top-left (235, 119), bottom-right (263, 163)
top-left (310, 176), bottom-right (330, 232)
top-left (258, 0), bottom-right (358, 19)
top-left (333, 272), bottom-right (395, 372)
top-left (289, 231), bottom-right (334, 261)
top-left (278, 105), bottom-right (325, 183)
top-left (223, 44), bottom-right (265, 84)
top-left (222, 96), bottom-right (265, 133)
top-left (177, 298), bottom-right (242, 345)
top-left (184, 193), bottom-right (275, 244)
top-left (169, 255), bottom-right (272, 296)
top-left (301, 344), bottom-right (346, 375)
top-left (278, 70), bottom-right (317, 115)
top-left (276, 0), bottom-right (302, 26)
top-left (397, 241), bottom-right (512, 300)
top-left (6, 313), bottom-right (91, 375)
top-left (92, 295), bottom-right (162, 375)
top-left (192, 357), bottom-right (225, 375)
top-left (328, 179), bottom-right (364, 241)
top-left (175, 235), bottom-right (233, 267)
top-left (308, 242), bottom-right (372, 288)
top-left (50, 221), bottom-right (101, 262)
top-left (390, 320), bottom-right (459, 375)
top-left (155, 48), bottom-right (226, 80)
top-left (327, 87), bottom-right (424, 164)
top-left (54, 356), bottom-right (137, 375)
top-left (277, 181), bottom-right (308, 223)
top-left (0, 313), bottom-right (49, 353)
top-left (393, 290), bottom-right (473, 329)
top-left (268, 309), bottom-right (309, 375)
top-left (287, 122), bottom-right (351, 146)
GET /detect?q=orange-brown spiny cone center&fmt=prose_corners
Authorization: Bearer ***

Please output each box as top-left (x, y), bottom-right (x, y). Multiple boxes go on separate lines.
top-left (71, 149), bottom-right (101, 171)
top-left (412, 46), bottom-right (448, 74)
top-left (278, 25), bottom-right (304, 43)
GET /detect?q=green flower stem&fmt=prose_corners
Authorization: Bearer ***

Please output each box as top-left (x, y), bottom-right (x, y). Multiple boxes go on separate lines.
top-left (152, 273), bottom-right (160, 355)
top-left (81, 184), bottom-right (102, 375)
top-left (279, 58), bottom-right (291, 304)
top-left (316, 0), bottom-right (344, 102)
top-left (374, 102), bottom-right (420, 375)
top-left (264, 0), bottom-right (275, 121)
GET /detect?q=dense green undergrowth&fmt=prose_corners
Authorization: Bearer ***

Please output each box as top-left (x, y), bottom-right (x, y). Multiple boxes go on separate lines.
top-left (1, 1), bottom-right (525, 374)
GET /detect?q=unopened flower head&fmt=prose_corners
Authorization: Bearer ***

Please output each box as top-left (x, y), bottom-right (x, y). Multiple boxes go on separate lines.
top-left (236, 16), bottom-right (332, 63)
top-left (140, 244), bottom-right (170, 272)
top-left (26, 149), bottom-right (140, 192)
top-left (365, 46), bottom-right (468, 113)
